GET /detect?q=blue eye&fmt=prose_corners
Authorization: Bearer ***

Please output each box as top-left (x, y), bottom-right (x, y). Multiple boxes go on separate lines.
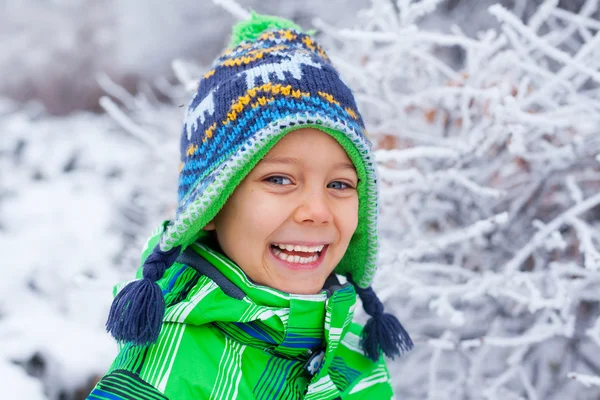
top-left (328, 181), bottom-right (353, 190)
top-left (266, 176), bottom-right (292, 185)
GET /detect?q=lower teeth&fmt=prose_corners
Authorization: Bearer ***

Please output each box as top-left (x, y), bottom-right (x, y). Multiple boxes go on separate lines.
top-left (271, 247), bottom-right (319, 264)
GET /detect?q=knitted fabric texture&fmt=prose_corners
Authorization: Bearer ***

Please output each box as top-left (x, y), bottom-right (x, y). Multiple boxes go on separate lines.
top-left (163, 14), bottom-right (379, 288)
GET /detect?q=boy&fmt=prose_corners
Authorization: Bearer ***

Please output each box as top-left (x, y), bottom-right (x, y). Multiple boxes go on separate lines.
top-left (89, 12), bottom-right (413, 400)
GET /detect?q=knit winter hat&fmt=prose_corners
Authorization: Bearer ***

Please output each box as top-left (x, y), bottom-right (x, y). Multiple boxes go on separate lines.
top-left (107, 12), bottom-right (413, 361)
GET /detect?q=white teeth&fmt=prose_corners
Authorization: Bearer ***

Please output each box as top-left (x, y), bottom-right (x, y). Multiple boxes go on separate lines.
top-left (273, 243), bottom-right (325, 253)
top-left (271, 246), bottom-right (319, 264)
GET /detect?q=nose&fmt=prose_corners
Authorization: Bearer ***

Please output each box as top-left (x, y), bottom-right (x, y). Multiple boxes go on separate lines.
top-left (293, 186), bottom-right (333, 225)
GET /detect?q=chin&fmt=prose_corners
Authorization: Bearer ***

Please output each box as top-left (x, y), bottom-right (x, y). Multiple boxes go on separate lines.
top-left (273, 277), bottom-right (325, 295)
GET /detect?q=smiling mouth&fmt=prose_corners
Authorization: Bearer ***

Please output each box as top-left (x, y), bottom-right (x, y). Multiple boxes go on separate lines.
top-left (269, 243), bottom-right (328, 266)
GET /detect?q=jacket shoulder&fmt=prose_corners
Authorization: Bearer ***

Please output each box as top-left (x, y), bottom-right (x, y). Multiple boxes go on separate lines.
top-left (335, 322), bottom-right (394, 399)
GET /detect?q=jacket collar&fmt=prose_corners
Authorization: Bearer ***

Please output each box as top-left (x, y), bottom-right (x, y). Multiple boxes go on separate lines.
top-left (164, 241), bottom-right (357, 364)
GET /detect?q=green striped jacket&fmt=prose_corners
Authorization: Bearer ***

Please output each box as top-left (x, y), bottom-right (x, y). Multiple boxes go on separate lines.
top-left (89, 226), bottom-right (394, 399)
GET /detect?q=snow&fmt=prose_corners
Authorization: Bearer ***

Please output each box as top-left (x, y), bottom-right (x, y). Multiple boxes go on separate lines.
top-left (0, 0), bottom-right (369, 114)
top-left (317, 0), bottom-right (600, 398)
top-left (1, 107), bottom-right (178, 397)
top-left (2, 0), bottom-right (600, 398)
top-left (1, 362), bottom-right (46, 400)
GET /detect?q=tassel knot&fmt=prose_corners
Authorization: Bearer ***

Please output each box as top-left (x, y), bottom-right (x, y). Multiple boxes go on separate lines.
top-left (350, 276), bottom-right (414, 362)
top-left (142, 247), bottom-right (179, 281)
top-left (106, 244), bottom-right (181, 345)
top-left (356, 285), bottom-right (384, 316)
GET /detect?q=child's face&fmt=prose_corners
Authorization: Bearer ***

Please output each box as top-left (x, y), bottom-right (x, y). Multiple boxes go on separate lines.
top-left (204, 128), bottom-right (359, 294)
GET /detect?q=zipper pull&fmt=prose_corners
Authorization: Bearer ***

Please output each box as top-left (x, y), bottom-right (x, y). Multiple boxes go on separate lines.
top-left (304, 348), bottom-right (325, 376)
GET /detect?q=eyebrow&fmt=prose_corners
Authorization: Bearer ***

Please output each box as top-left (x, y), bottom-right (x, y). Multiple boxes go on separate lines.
top-left (260, 157), bottom-right (299, 165)
top-left (333, 162), bottom-right (356, 171)
top-left (260, 157), bottom-right (356, 171)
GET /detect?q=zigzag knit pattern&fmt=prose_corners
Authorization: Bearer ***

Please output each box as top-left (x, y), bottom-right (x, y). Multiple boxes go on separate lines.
top-left (178, 29), bottom-right (365, 204)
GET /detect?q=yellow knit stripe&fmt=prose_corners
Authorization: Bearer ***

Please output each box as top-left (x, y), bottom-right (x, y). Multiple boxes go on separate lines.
top-left (345, 107), bottom-right (358, 120)
top-left (186, 143), bottom-right (198, 157)
top-left (216, 30), bottom-right (328, 71)
top-left (258, 31), bottom-right (276, 41)
top-left (262, 30), bottom-right (326, 59)
top-left (318, 91), bottom-right (339, 106)
top-left (201, 122), bottom-right (217, 144)
top-left (302, 35), bottom-right (316, 51)
top-left (317, 45), bottom-right (329, 61)
top-left (220, 45), bottom-right (288, 67)
top-left (318, 91), bottom-right (359, 120)
top-left (280, 30), bottom-right (297, 42)
top-left (225, 41), bottom-right (255, 54)
top-left (251, 96), bottom-right (276, 109)
top-left (224, 82), bottom-right (310, 125)
top-left (185, 86), bottom-right (357, 158)
top-left (258, 29), bottom-right (297, 42)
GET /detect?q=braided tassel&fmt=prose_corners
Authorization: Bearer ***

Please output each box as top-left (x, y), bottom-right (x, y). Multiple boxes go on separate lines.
top-left (350, 277), bottom-right (414, 361)
top-left (106, 244), bottom-right (181, 345)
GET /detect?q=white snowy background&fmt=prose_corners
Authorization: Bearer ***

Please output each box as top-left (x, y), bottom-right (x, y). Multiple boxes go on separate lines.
top-left (1, 0), bottom-right (600, 399)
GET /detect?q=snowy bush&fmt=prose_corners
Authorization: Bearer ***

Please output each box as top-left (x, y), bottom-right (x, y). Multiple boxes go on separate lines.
top-left (0, 0), bottom-right (368, 115)
top-left (313, 0), bottom-right (600, 398)
top-left (2, 0), bottom-right (600, 398)
top-left (0, 93), bottom-right (183, 398)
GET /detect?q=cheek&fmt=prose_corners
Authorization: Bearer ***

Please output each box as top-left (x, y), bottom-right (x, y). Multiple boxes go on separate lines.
top-left (234, 190), bottom-right (292, 242)
top-left (338, 198), bottom-right (359, 242)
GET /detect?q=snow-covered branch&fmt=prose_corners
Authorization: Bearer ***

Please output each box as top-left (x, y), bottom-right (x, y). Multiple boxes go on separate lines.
top-left (334, 1), bottom-right (600, 398)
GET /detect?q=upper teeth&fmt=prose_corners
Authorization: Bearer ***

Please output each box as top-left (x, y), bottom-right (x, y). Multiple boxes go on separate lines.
top-left (273, 243), bottom-right (325, 253)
